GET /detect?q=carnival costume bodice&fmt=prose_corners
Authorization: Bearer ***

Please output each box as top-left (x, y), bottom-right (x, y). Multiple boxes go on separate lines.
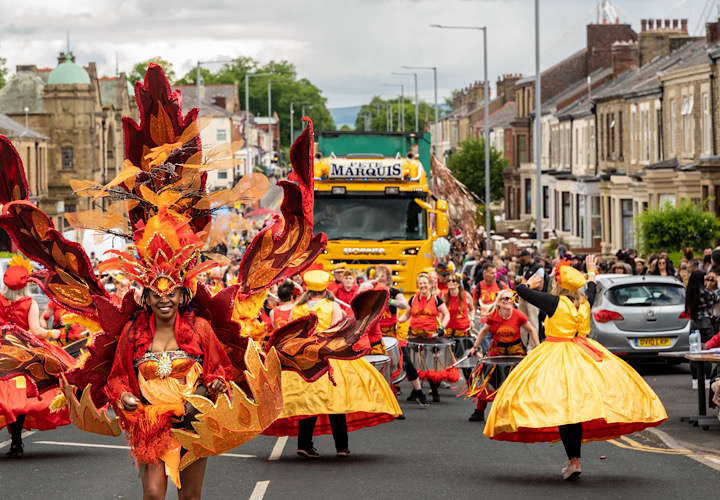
top-left (0, 295), bottom-right (31, 331)
top-left (544, 296), bottom-right (590, 339)
top-left (292, 299), bottom-right (334, 332)
top-left (409, 293), bottom-right (439, 332)
top-left (446, 293), bottom-right (470, 332)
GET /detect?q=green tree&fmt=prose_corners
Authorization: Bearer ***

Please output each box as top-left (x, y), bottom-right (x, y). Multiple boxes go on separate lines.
top-left (446, 138), bottom-right (506, 202)
top-left (636, 201), bottom-right (720, 254)
top-left (129, 57), bottom-right (176, 84)
top-left (0, 57), bottom-right (7, 89)
top-left (353, 95), bottom-right (434, 133)
top-left (176, 57), bottom-right (334, 146)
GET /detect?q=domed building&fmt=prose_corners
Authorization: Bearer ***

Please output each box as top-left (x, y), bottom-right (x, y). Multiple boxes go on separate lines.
top-left (0, 45), bottom-right (136, 230)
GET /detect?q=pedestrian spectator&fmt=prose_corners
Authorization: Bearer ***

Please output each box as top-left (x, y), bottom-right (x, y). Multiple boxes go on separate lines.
top-left (612, 262), bottom-right (631, 274)
top-left (658, 249), bottom-right (677, 275)
top-left (685, 270), bottom-right (719, 388)
top-left (677, 262), bottom-right (690, 286)
top-left (649, 255), bottom-right (672, 277)
top-left (634, 259), bottom-right (647, 275)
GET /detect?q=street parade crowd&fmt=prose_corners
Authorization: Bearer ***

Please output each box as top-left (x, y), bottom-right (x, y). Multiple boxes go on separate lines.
top-left (0, 65), bottom-right (681, 498)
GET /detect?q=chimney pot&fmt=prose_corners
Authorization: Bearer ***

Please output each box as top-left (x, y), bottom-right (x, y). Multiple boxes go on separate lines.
top-left (681, 19), bottom-right (688, 32)
top-left (656, 19), bottom-right (662, 29)
top-left (665, 19), bottom-right (670, 29)
top-left (641, 19), bottom-right (647, 32)
top-left (648, 19), bottom-right (654, 30)
top-left (673, 19), bottom-right (678, 29)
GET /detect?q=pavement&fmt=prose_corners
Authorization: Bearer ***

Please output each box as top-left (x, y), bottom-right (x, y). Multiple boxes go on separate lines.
top-left (0, 362), bottom-right (718, 499)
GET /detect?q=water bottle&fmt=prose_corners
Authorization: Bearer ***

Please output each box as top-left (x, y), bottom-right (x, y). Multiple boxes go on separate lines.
top-left (689, 330), bottom-right (702, 353)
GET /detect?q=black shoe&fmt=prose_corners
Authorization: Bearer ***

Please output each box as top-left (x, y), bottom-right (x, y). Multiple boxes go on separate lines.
top-left (395, 413), bottom-right (406, 420)
top-left (468, 410), bottom-right (485, 422)
top-left (406, 389), bottom-right (418, 402)
top-left (296, 447), bottom-right (320, 458)
top-left (336, 449), bottom-right (351, 457)
top-left (5, 442), bottom-right (23, 459)
top-left (432, 393), bottom-right (440, 403)
top-left (415, 391), bottom-right (430, 407)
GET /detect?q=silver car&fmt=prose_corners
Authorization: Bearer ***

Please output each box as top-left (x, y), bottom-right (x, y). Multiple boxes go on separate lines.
top-left (589, 275), bottom-right (689, 359)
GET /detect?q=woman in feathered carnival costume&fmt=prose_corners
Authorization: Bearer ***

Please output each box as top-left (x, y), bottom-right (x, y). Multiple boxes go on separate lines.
top-left (0, 64), bottom-right (387, 498)
top-left (0, 254), bottom-right (74, 458)
top-left (263, 269), bottom-right (401, 458)
top-left (484, 255), bottom-right (667, 480)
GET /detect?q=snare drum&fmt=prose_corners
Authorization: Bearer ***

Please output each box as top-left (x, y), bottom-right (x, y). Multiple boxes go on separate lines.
top-left (382, 336), bottom-right (405, 384)
top-left (364, 354), bottom-right (392, 385)
top-left (448, 335), bottom-right (476, 368)
top-left (406, 337), bottom-right (456, 374)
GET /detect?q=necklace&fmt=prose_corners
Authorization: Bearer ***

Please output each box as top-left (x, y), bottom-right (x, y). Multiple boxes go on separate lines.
top-left (153, 332), bottom-right (176, 379)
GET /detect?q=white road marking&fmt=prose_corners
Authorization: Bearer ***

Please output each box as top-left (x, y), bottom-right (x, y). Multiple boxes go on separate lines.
top-left (249, 480), bottom-right (270, 500)
top-left (268, 436), bottom-right (287, 461)
top-left (33, 440), bottom-right (255, 458)
top-left (0, 430), bottom-right (36, 449)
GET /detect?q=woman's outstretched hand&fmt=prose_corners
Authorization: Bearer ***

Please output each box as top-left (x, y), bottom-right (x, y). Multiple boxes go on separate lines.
top-left (120, 392), bottom-right (139, 411)
top-left (208, 379), bottom-right (227, 394)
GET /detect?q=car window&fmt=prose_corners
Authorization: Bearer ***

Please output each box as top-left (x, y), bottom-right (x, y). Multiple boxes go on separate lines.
top-left (607, 283), bottom-right (685, 307)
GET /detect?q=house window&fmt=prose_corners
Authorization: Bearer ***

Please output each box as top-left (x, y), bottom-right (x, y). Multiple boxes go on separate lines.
top-left (607, 197), bottom-right (613, 243)
top-left (591, 196), bottom-right (601, 239)
top-left (703, 93), bottom-right (711, 155)
top-left (589, 123), bottom-right (595, 166)
top-left (609, 114), bottom-right (615, 160)
top-left (618, 111), bottom-right (624, 160)
top-left (599, 114), bottom-right (604, 160)
top-left (518, 135), bottom-right (528, 163)
top-left (577, 194), bottom-right (585, 238)
top-left (562, 192), bottom-right (571, 232)
top-left (217, 170), bottom-right (228, 179)
top-left (61, 147), bottom-right (73, 170)
top-left (508, 188), bottom-right (515, 219)
top-left (670, 98), bottom-right (676, 154)
top-left (216, 129), bottom-right (228, 142)
top-left (656, 108), bottom-right (663, 161)
top-left (681, 94), bottom-right (694, 153)
top-left (621, 199), bottom-right (634, 248)
top-left (630, 108), bottom-right (636, 162)
top-left (659, 193), bottom-right (676, 207)
top-left (524, 178), bottom-right (532, 214)
top-left (554, 190), bottom-right (560, 228)
top-left (543, 185), bottom-right (549, 220)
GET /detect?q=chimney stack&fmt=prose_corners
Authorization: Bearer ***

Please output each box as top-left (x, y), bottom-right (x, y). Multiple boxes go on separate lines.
top-left (611, 41), bottom-right (638, 77)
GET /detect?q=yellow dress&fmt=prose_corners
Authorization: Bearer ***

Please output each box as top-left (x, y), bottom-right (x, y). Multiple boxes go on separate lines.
top-left (484, 296), bottom-right (667, 443)
top-left (263, 298), bottom-right (401, 436)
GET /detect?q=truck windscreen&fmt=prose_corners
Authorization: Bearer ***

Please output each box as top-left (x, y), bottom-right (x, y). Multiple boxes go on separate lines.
top-left (314, 193), bottom-right (428, 241)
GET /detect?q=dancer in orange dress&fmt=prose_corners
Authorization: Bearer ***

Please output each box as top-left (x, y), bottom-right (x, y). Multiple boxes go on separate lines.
top-left (0, 255), bottom-right (72, 458)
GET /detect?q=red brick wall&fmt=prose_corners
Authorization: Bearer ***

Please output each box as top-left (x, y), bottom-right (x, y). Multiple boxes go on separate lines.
top-left (587, 23), bottom-right (637, 74)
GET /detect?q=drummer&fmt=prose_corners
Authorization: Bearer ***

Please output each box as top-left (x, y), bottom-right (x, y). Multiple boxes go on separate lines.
top-left (467, 289), bottom-right (539, 422)
top-left (334, 270), bottom-right (358, 315)
top-left (270, 280), bottom-right (296, 329)
top-left (398, 272), bottom-right (450, 403)
top-left (444, 272), bottom-right (475, 381)
top-left (473, 263), bottom-right (508, 352)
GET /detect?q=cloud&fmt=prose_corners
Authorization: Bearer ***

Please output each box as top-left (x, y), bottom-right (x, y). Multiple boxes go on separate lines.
top-left (0, 0), bottom-right (709, 107)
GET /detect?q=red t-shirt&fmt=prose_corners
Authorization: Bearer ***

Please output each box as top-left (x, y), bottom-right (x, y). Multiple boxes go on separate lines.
top-left (473, 280), bottom-right (506, 305)
top-left (334, 284), bottom-right (358, 314)
top-left (486, 308), bottom-right (528, 344)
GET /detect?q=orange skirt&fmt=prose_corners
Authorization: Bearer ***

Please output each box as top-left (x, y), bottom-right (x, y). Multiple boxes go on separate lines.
top-left (0, 377), bottom-right (69, 431)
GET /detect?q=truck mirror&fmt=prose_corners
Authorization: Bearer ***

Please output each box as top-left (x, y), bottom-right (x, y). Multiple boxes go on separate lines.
top-left (436, 199), bottom-right (448, 211)
top-left (437, 213), bottom-right (449, 237)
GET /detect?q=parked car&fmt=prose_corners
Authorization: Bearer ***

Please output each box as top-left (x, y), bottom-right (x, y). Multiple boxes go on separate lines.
top-left (589, 274), bottom-right (689, 360)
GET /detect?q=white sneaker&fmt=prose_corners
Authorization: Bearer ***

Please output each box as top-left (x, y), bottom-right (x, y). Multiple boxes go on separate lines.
top-left (561, 458), bottom-right (582, 480)
top-left (693, 379), bottom-right (698, 390)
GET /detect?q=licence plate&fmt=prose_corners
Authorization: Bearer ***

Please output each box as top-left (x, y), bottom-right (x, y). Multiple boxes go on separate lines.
top-left (637, 337), bottom-right (671, 347)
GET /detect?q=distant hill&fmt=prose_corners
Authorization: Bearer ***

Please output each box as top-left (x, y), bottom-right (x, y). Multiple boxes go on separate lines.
top-left (329, 105), bottom-right (361, 129)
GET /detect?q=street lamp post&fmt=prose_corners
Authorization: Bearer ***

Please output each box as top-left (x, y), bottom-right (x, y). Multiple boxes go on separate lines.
top-left (268, 79), bottom-right (273, 157)
top-left (245, 72), bottom-right (271, 176)
top-left (393, 71), bottom-right (419, 131)
top-left (382, 83), bottom-right (404, 132)
top-left (534, 0), bottom-right (543, 252)
top-left (402, 65), bottom-right (438, 143)
top-left (195, 59), bottom-right (233, 109)
top-left (430, 23), bottom-right (490, 253)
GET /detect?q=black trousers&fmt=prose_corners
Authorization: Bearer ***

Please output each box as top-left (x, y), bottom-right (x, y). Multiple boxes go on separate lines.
top-left (297, 414), bottom-right (348, 451)
top-left (8, 414), bottom-right (25, 443)
top-left (558, 423), bottom-right (582, 459)
top-left (401, 346), bottom-right (419, 382)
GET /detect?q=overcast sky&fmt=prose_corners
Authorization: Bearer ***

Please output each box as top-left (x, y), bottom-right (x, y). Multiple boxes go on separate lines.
top-left (0, 0), bottom-right (711, 108)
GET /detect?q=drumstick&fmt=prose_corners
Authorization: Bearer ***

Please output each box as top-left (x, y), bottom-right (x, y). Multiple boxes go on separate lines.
top-left (450, 354), bottom-right (470, 368)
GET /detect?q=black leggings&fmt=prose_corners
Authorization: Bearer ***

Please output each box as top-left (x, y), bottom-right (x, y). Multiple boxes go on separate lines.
top-left (8, 414), bottom-right (25, 444)
top-left (558, 423), bottom-right (582, 459)
top-left (401, 346), bottom-right (418, 382)
top-left (297, 414), bottom-right (348, 451)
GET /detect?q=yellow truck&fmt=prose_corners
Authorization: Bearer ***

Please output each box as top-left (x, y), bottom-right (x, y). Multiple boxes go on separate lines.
top-left (312, 131), bottom-right (448, 294)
